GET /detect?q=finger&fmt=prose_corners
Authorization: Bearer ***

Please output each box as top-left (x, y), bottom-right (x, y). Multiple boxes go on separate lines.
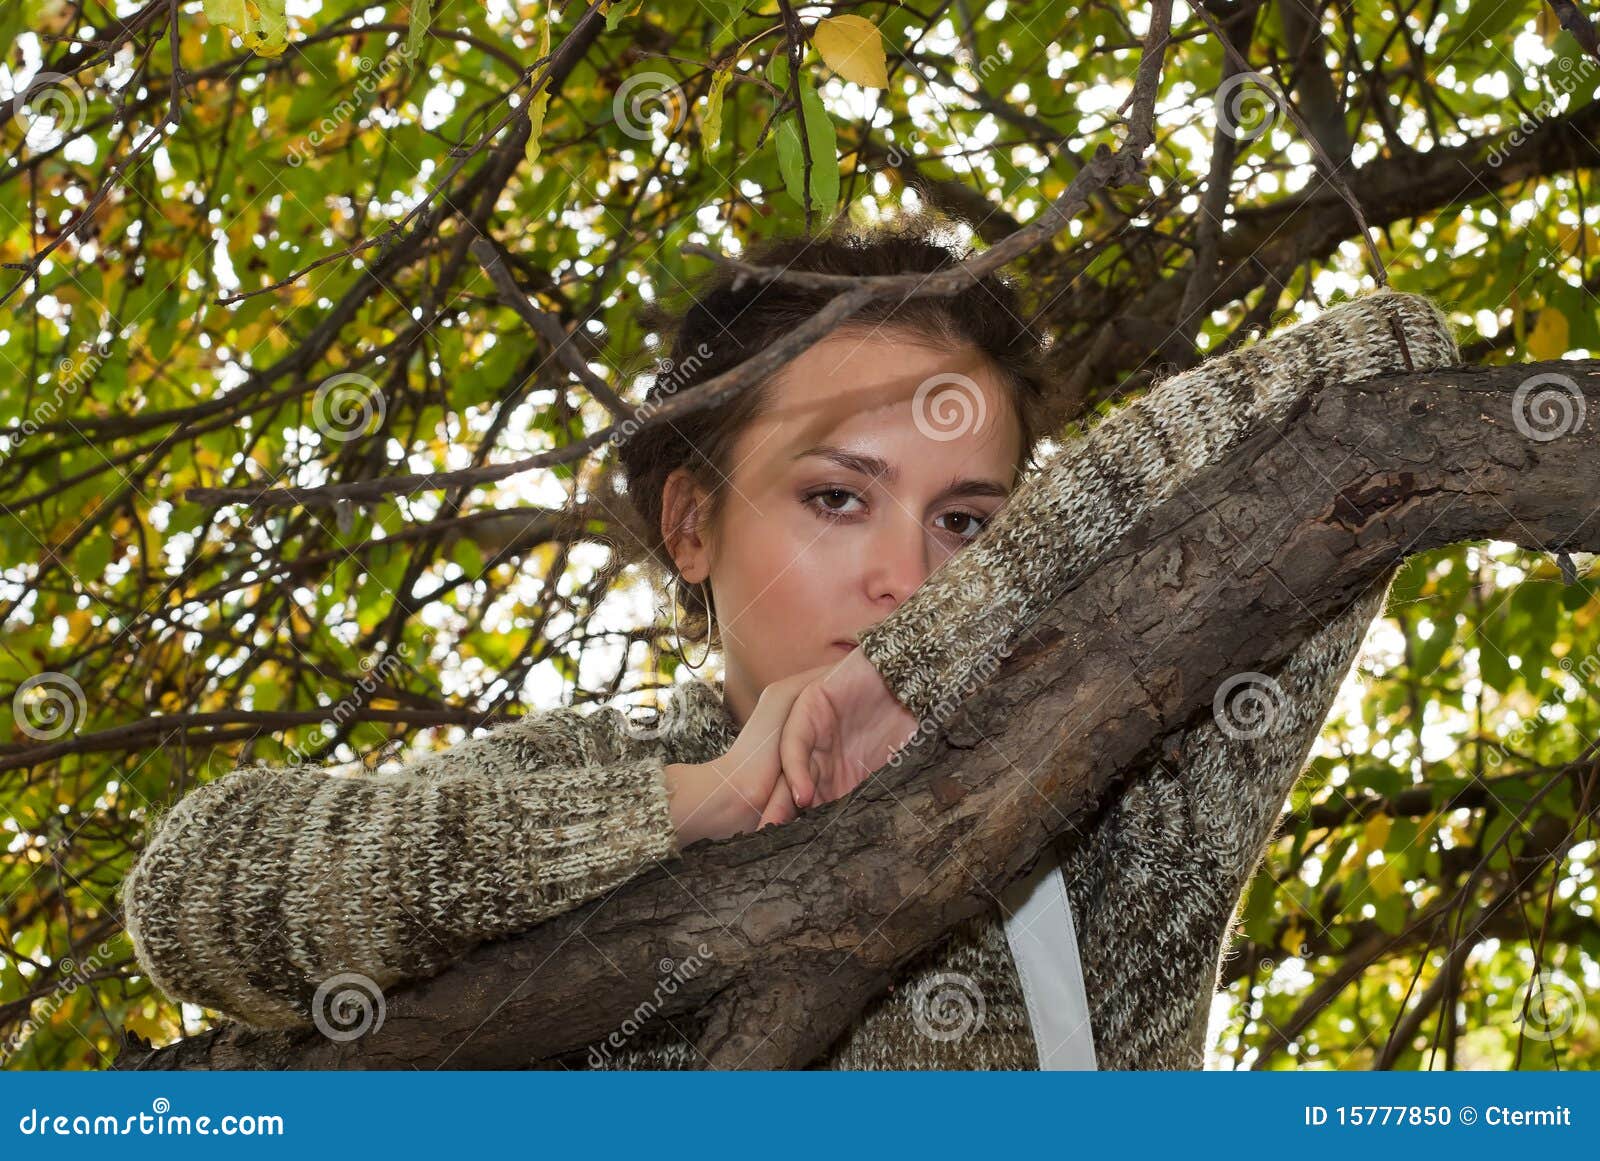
top-left (758, 776), bottom-right (796, 829)
top-left (779, 702), bottom-right (818, 809)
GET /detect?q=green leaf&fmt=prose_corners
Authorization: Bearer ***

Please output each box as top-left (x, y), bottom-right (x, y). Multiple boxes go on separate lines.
top-left (252, 677), bottom-right (283, 711)
top-left (1479, 634), bottom-right (1512, 691)
top-left (1373, 892), bottom-right (1409, 935)
top-left (454, 537), bottom-right (486, 578)
top-left (1444, 0), bottom-right (1532, 56)
top-left (77, 532), bottom-right (111, 583)
top-left (406, 0), bottom-right (433, 61)
top-left (1560, 578), bottom-right (1595, 611)
top-left (775, 83), bottom-right (838, 219)
top-left (766, 52), bottom-right (792, 91)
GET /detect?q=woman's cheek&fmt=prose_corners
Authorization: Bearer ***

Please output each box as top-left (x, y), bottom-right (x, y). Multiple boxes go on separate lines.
top-left (763, 525), bottom-right (848, 619)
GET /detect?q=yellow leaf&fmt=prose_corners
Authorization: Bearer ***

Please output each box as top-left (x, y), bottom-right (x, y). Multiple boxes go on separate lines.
top-left (203, 0), bottom-right (290, 59)
top-left (1537, 3), bottom-right (1561, 44)
top-left (813, 15), bottom-right (889, 88)
top-left (1279, 920), bottom-right (1306, 957)
top-left (1371, 859), bottom-right (1403, 900)
top-left (161, 202), bottom-right (197, 229)
top-left (525, 10), bottom-right (553, 166)
top-left (1527, 307), bottom-right (1569, 360)
top-left (1558, 224), bottom-right (1600, 263)
top-left (1362, 812), bottom-right (1392, 854)
top-left (123, 1005), bottom-right (175, 1044)
top-left (702, 66), bottom-right (732, 155)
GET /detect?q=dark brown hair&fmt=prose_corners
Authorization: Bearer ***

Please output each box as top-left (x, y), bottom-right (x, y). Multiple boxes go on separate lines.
top-left (616, 209), bottom-right (1052, 648)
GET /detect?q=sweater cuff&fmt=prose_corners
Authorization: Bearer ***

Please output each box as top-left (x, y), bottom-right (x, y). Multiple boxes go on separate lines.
top-left (852, 563), bottom-right (1015, 727)
top-left (854, 614), bottom-right (948, 725)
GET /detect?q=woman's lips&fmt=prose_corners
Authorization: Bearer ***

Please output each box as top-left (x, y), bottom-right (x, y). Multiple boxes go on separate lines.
top-left (831, 640), bottom-right (858, 651)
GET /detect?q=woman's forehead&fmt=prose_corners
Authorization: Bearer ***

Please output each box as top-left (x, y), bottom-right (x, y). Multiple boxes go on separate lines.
top-left (733, 331), bottom-right (1022, 482)
top-left (761, 330), bottom-right (1006, 429)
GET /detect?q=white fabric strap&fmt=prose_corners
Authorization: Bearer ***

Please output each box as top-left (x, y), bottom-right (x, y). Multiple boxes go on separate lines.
top-left (1000, 851), bottom-right (1098, 1070)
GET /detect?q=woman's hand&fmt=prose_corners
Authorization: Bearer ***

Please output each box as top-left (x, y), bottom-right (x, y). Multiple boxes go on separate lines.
top-left (667, 663), bottom-right (836, 843)
top-left (757, 647), bottom-right (919, 828)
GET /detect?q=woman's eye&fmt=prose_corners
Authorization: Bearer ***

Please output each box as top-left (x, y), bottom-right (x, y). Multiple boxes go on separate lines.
top-left (939, 511), bottom-right (987, 540)
top-left (806, 487), bottom-right (865, 519)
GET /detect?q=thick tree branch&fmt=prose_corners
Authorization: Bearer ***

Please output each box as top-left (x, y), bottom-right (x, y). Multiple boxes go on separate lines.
top-left (113, 359), bottom-right (1600, 1070)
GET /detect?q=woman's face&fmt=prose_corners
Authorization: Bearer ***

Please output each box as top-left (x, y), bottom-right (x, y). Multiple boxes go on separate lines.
top-left (664, 326), bottom-right (1024, 727)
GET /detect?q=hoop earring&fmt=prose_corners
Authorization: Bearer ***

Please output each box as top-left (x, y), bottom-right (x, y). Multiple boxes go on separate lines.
top-left (669, 576), bottom-right (714, 670)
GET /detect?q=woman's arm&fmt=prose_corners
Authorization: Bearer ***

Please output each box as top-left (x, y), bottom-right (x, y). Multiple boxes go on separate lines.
top-left (119, 708), bottom-right (717, 1031)
top-left (853, 288), bottom-right (1460, 724)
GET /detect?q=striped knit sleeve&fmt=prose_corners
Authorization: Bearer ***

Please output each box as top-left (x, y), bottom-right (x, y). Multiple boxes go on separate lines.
top-left (118, 707), bottom-right (681, 1031)
top-left (854, 289), bottom-right (1460, 725)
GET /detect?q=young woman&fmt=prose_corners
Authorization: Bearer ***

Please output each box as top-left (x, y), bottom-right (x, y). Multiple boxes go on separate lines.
top-left (119, 212), bottom-right (1459, 1069)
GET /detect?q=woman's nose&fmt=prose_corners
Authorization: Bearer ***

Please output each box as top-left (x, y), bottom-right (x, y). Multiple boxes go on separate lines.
top-left (866, 513), bottom-right (932, 607)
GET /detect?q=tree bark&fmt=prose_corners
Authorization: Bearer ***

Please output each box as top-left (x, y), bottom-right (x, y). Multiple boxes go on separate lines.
top-left (112, 359), bottom-right (1600, 1070)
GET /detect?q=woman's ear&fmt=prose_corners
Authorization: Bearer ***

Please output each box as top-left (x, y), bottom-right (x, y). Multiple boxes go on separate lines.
top-left (661, 467), bottom-right (714, 584)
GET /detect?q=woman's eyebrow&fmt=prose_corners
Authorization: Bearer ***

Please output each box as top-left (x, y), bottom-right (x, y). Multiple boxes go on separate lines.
top-left (794, 444), bottom-right (897, 483)
top-left (938, 478), bottom-right (1012, 502)
top-left (794, 444), bottom-right (1012, 502)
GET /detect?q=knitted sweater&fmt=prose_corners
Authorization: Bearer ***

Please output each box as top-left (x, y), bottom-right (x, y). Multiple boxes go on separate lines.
top-left (119, 290), bottom-right (1459, 1068)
